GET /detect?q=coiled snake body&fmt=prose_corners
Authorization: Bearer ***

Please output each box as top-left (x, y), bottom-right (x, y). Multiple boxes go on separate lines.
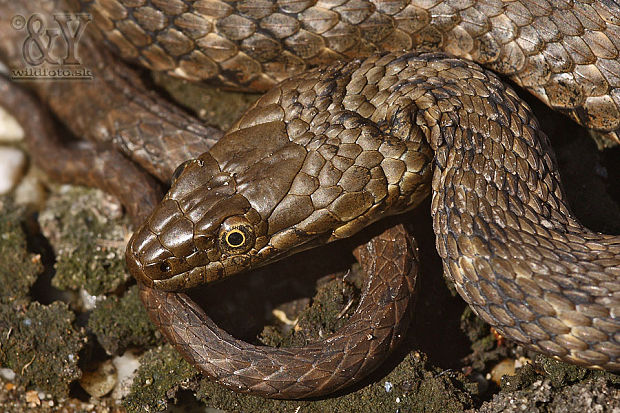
top-left (0, 0), bottom-right (619, 400)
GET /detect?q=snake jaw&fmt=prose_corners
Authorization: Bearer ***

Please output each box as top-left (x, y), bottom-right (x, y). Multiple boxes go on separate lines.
top-left (134, 252), bottom-right (266, 291)
top-left (125, 231), bottom-right (227, 291)
top-left (151, 262), bottom-right (226, 291)
top-left (128, 231), bottom-right (329, 291)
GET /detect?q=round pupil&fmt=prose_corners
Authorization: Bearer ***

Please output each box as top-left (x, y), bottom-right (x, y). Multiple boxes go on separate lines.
top-left (227, 231), bottom-right (245, 247)
top-left (160, 261), bottom-right (171, 272)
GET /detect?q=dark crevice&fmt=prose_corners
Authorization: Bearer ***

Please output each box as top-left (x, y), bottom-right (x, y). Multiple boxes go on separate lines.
top-left (21, 212), bottom-right (66, 306)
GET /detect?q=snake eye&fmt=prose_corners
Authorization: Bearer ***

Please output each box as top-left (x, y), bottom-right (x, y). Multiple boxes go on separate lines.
top-left (226, 229), bottom-right (245, 247)
top-left (218, 217), bottom-right (255, 254)
top-left (170, 160), bottom-right (193, 186)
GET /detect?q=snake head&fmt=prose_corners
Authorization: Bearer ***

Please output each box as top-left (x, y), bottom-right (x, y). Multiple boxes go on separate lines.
top-left (126, 121), bottom-right (331, 291)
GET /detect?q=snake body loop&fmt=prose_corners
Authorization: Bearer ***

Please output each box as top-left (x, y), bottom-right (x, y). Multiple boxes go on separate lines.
top-left (139, 223), bottom-right (418, 398)
top-left (128, 51), bottom-right (620, 376)
top-left (0, 0), bottom-right (618, 401)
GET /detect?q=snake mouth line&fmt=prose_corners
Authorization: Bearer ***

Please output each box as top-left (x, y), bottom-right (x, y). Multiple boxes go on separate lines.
top-left (144, 235), bottom-right (330, 291)
top-left (150, 270), bottom-right (202, 291)
top-left (140, 263), bottom-right (223, 291)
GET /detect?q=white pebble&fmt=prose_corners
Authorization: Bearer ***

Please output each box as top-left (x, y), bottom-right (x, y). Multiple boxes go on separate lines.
top-left (489, 359), bottom-right (516, 386)
top-left (0, 106), bottom-right (24, 142)
top-left (14, 173), bottom-right (47, 208)
top-left (111, 351), bottom-right (141, 400)
top-left (0, 147), bottom-right (26, 194)
top-left (0, 368), bottom-right (16, 381)
top-left (80, 289), bottom-right (98, 311)
top-left (79, 360), bottom-right (117, 398)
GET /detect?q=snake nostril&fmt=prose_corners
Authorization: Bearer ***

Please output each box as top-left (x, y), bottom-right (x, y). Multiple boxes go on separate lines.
top-left (125, 248), bottom-right (156, 287)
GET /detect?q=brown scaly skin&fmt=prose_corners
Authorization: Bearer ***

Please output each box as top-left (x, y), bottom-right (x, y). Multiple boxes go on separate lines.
top-left (0, 0), bottom-right (421, 399)
top-left (81, 0), bottom-right (620, 145)
top-left (0, 0), bottom-right (618, 400)
top-left (139, 223), bottom-right (418, 398)
top-left (128, 52), bottom-right (620, 381)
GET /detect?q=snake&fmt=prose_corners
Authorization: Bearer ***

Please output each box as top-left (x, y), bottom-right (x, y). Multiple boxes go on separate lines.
top-left (0, 0), bottom-right (619, 400)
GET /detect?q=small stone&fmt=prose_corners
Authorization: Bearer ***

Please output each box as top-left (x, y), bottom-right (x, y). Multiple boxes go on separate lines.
top-left (490, 358), bottom-right (516, 386)
top-left (0, 147), bottom-right (26, 194)
top-left (272, 308), bottom-right (297, 325)
top-left (0, 106), bottom-right (24, 142)
top-left (79, 360), bottom-right (117, 398)
top-left (0, 368), bottom-right (16, 381)
top-left (13, 172), bottom-right (47, 208)
top-left (111, 351), bottom-right (141, 400)
top-left (25, 390), bottom-right (41, 406)
top-left (80, 289), bottom-right (98, 311)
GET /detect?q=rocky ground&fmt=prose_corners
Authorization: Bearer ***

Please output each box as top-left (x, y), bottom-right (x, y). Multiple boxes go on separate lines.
top-left (0, 70), bottom-right (618, 412)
